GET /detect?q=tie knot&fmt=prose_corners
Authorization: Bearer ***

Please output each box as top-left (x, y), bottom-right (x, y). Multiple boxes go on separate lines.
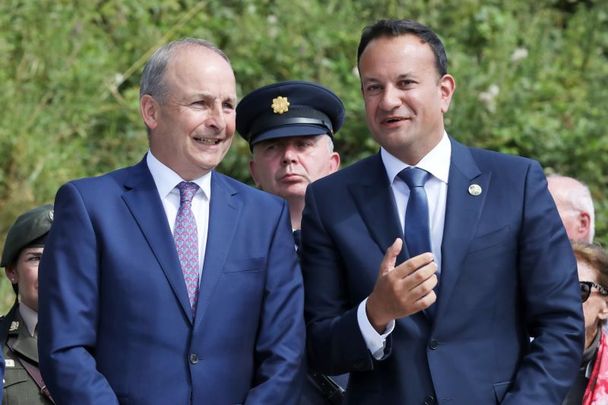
top-left (177, 181), bottom-right (199, 205)
top-left (398, 167), bottom-right (430, 189)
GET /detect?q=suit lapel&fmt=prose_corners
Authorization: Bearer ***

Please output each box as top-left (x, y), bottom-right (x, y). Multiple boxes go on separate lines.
top-left (194, 172), bottom-right (241, 329)
top-left (122, 158), bottom-right (194, 322)
top-left (436, 139), bottom-right (489, 320)
top-left (10, 313), bottom-right (39, 363)
top-left (348, 154), bottom-right (407, 263)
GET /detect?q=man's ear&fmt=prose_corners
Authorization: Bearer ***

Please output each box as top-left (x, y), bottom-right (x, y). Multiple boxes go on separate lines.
top-left (249, 159), bottom-right (261, 187)
top-left (578, 211), bottom-right (592, 241)
top-left (439, 74), bottom-right (456, 114)
top-left (329, 152), bottom-right (341, 173)
top-left (140, 95), bottom-right (160, 130)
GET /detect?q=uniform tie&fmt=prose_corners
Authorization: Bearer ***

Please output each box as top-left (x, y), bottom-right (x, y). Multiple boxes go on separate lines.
top-left (293, 229), bottom-right (302, 252)
top-left (174, 181), bottom-right (200, 313)
top-left (398, 167), bottom-right (431, 257)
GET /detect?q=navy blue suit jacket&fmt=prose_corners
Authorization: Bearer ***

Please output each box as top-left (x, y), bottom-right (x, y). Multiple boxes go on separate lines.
top-left (301, 138), bottom-right (584, 404)
top-left (38, 157), bottom-right (305, 404)
top-left (0, 349), bottom-right (4, 398)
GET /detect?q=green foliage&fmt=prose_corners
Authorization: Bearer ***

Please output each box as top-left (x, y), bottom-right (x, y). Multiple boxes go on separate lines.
top-left (1, 0), bottom-right (607, 313)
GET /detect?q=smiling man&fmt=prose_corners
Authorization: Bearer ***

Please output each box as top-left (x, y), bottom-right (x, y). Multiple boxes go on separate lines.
top-left (300, 19), bottom-right (583, 404)
top-left (38, 39), bottom-right (305, 404)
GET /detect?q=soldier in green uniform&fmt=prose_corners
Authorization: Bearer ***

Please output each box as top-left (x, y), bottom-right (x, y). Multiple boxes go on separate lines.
top-left (1, 204), bottom-right (54, 404)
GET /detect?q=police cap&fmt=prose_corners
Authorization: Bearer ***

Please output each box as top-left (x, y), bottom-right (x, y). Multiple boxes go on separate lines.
top-left (236, 80), bottom-right (345, 149)
top-left (1, 204), bottom-right (53, 267)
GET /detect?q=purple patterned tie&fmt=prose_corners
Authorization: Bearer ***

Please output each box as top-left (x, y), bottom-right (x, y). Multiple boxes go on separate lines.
top-left (174, 181), bottom-right (200, 312)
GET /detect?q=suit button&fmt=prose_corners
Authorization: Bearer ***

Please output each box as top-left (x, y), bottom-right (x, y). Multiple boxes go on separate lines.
top-left (189, 353), bottom-right (199, 364)
top-left (423, 394), bottom-right (436, 405)
top-left (429, 339), bottom-right (439, 350)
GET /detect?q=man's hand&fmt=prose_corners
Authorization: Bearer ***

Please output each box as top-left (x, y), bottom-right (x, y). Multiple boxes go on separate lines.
top-left (366, 238), bottom-right (437, 333)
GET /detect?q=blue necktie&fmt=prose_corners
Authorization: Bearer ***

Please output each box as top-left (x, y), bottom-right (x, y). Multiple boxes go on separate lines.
top-left (398, 167), bottom-right (431, 257)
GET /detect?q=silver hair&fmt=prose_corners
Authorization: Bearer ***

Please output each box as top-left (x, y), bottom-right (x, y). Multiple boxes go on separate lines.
top-left (548, 174), bottom-right (595, 241)
top-left (323, 134), bottom-right (335, 153)
top-left (139, 38), bottom-right (230, 103)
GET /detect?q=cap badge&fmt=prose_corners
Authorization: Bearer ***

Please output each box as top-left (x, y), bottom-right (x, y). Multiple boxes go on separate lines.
top-left (9, 320), bottom-right (19, 332)
top-left (271, 96), bottom-right (290, 114)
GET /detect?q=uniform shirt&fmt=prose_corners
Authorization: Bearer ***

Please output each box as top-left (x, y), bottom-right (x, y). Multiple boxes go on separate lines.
top-left (147, 151), bottom-right (211, 280)
top-left (19, 303), bottom-right (37, 338)
top-left (357, 132), bottom-right (451, 358)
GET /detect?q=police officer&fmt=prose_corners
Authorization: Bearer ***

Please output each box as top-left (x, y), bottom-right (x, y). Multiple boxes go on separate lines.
top-left (237, 81), bottom-right (347, 404)
top-left (1, 204), bottom-right (54, 404)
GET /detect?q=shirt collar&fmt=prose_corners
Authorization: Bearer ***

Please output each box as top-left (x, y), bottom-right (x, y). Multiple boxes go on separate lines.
top-left (146, 151), bottom-right (211, 200)
top-left (381, 131), bottom-right (451, 184)
top-left (19, 303), bottom-right (38, 337)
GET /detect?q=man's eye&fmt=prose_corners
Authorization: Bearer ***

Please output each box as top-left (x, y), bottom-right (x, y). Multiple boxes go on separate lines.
top-left (365, 85), bottom-right (381, 95)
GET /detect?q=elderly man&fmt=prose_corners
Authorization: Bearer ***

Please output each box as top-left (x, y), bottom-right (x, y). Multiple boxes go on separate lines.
top-left (548, 174), bottom-right (595, 243)
top-left (38, 39), bottom-right (304, 404)
top-left (237, 80), bottom-right (346, 404)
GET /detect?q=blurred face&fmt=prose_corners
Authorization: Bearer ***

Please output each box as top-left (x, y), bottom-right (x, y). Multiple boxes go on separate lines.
top-left (547, 178), bottom-right (592, 243)
top-left (5, 247), bottom-right (43, 312)
top-left (142, 45), bottom-right (237, 180)
top-left (358, 35), bottom-right (455, 165)
top-left (578, 259), bottom-right (608, 348)
top-left (250, 135), bottom-right (340, 200)
top-left (554, 201), bottom-right (586, 241)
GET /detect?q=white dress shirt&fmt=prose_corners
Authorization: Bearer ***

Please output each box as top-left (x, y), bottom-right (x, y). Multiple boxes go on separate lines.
top-left (357, 132), bottom-right (452, 358)
top-left (146, 151), bottom-right (211, 281)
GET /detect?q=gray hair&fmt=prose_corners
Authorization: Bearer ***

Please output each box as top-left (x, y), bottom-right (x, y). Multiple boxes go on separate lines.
top-left (139, 38), bottom-right (230, 103)
top-left (548, 174), bottom-right (595, 241)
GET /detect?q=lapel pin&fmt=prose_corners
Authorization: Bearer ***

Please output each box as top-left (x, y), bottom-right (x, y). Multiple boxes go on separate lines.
top-left (468, 184), bottom-right (482, 196)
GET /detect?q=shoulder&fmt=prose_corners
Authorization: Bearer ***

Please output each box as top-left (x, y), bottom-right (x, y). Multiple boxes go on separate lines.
top-left (212, 172), bottom-right (285, 208)
top-left (310, 154), bottom-right (383, 191)
top-left (452, 138), bottom-right (542, 180)
top-left (65, 163), bottom-right (137, 190)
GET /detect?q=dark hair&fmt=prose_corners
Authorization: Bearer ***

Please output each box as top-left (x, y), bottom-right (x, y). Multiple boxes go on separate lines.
top-left (572, 241), bottom-right (608, 288)
top-left (357, 19), bottom-right (448, 76)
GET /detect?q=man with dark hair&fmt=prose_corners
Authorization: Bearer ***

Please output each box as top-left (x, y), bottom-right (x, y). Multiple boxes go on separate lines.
top-left (301, 19), bottom-right (583, 404)
top-left (38, 38), bottom-right (304, 404)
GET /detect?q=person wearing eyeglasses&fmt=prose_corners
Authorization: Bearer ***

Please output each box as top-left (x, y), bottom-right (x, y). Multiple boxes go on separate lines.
top-left (563, 241), bottom-right (608, 404)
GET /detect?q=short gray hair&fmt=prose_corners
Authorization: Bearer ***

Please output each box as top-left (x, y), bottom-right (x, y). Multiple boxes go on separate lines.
top-left (139, 38), bottom-right (230, 103)
top-left (548, 174), bottom-right (595, 241)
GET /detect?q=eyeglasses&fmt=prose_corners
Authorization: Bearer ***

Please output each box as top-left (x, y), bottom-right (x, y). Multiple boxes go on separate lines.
top-left (580, 281), bottom-right (608, 303)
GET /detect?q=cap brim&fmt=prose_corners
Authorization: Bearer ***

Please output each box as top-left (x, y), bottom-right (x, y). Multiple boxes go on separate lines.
top-left (251, 125), bottom-right (330, 146)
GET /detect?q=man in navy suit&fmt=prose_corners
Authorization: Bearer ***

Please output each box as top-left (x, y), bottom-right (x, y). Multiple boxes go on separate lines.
top-left (301, 19), bottom-right (584, 404)
top-left (38, 38), bottom-right (305, 404)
